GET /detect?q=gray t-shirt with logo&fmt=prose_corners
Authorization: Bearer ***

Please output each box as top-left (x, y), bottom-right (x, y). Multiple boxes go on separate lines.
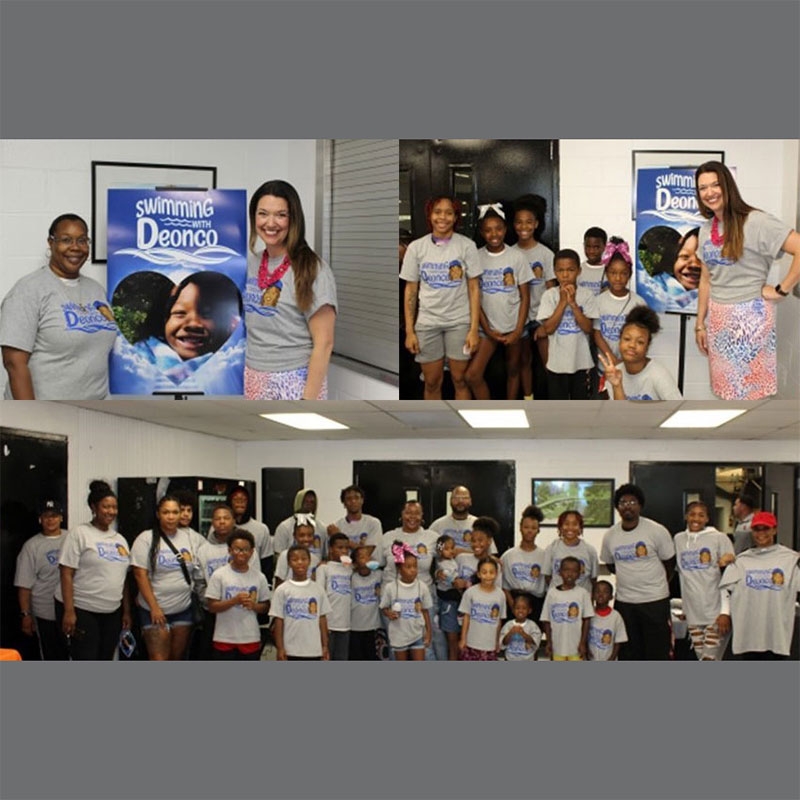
top-left (541, 584), bottom-right (593, 657)
top-left (720, 544), bottom-right (800, 655)
top-left (601, 517), bottom-right (675, 604)
top-left (459, 584), bottom-right (506, 652)
top-left (511, 242), bottom-right (554, 321)
top-left (206, 563), bottom-right (270, 644)
top-left (611, 360), bottom-right (682, 401)
top-left (500, 618), bottom-right (542, 660)
top-left (593, 290), bottom-right (648, 363)
top-left (14, 531), bottom-right (67, 620)
top-left (537, 285), bottom-right (598, 373)
top-left (674, 527), bottom-right (734, 626)
top-left (500, 546), bottom-right (546, 597)
top-left (270, 578), bottom-right (332, 657)
top-left (333, 514), bottom-right (382, 551)
top-left (543, 539), bottom-right (598, 593)
top-left (588, 608), bottom-right (628, 661)
top-left (578, 262), bottom-right (607, 295)
top-left (698, 210), bottom-right (791, 304)
top-left (400, 233), bottom-right (482, 330)
top-left (243, 254), bottom-right (337, 372)
top-left (350, 570), bottom-right (381, 631)
top-left (380, 579), bottom-right (433, 649)
top-left (477, 246), bottom-right (529, 334)
top-left (315, 560), bottom-right (353, 632)
top-left (0, 267), bottom-right (118, 398)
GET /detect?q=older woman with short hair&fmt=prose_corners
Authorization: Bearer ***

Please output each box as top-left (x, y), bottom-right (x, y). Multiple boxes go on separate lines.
top-left (0, 214), bottom-right (118, 398)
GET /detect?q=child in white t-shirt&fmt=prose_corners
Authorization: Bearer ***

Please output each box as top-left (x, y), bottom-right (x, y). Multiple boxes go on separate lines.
top-left (271, 545), bottom-right (331, 660)
top-left (315, 532), bottom-right (352, 660)
top-left (587, 580), bottom-right (628, 661)
top-left (512, 194), bottom-right (555, 400)
top-left (537, 249), bottom-right (599, 400)
top-left (540, 556), bottom-right (593, 660)
top-left (465, 203), bottom-right (530, 400)
top-left (380, 542), bottom-right (432, 661)
top-left (458, 558), bottom-right (506, 661)
top-left (500, 594), bottom-right (542, 661)
top-left (579, 226), bottom-right (608, 295)
top-left (206, 530), bottom-right (270, 660)
top-left (434, 534), bottom-right (461, 661)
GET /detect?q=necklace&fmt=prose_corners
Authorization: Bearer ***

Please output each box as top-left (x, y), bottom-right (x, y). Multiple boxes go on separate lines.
top-left (258, 251), bottom-right (291, 307)
top-left (710, 216), bottom-right (724, 247)
top-left (257, 251), bottom-right (291, 290)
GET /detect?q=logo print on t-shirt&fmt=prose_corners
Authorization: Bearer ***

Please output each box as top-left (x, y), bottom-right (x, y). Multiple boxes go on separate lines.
top-left (243, 276), bottom-right (280, 318)
top-left (62, 301), bottom-right (118, 334)
top-left (96, 542), bottom-right (129, 562)
top-left (745, 569), bottom-right (785, 591)
top-left (557, 307), bottom-right (581, 335)
top-left (550, 601), bottom-right (581, 624)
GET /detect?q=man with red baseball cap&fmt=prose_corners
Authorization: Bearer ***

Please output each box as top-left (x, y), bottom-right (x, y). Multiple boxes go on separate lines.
top-left (719, 511), bottom-right (800, 659)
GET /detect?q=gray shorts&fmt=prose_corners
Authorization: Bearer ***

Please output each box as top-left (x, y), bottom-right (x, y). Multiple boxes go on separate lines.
top-left (415, 325), bottom-right (470, 364)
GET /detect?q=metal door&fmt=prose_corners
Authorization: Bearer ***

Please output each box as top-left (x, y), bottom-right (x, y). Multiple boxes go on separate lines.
top-left (353, 460), bottom-right (516, 552)
top-left (0, 427), bottom-right (68, 657)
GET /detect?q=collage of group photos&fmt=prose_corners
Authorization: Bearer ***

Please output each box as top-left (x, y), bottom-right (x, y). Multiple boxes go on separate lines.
top-left (1, 138), bottom-right (799, 665)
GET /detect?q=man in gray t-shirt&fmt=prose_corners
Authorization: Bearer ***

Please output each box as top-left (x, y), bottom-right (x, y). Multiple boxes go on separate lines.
top-left (732, 493), bottom-right (757, 555)
top-left (600, 484), bottom-right (675, 661)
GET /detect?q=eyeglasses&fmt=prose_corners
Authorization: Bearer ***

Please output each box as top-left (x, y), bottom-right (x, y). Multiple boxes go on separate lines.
top-left (231, 547), bottom-right (253, 554)
top-left (50, 236), bottom-right (91, 247)
top-left (618, 499), bottom-right (640, 508)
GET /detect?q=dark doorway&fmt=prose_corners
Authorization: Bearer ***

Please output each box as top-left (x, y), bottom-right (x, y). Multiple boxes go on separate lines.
top-left (399, 139), bottom-right (560, 400)
top-left (630, 461), bottom-right (798, 547)
top-left (261, 468), bottom-right (305, 536)
top-left (117, 476), bottom-right (258, 542)
top-left (353, 460), bottom-right (516, 553)
top-left (0, 427), bottom-right (68, 658)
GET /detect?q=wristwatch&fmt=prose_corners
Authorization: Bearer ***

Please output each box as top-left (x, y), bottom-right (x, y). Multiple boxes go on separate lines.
top-left (20, 611), bottom-right (31, 617)
top-left (774, 284), bottom-right (788, 297)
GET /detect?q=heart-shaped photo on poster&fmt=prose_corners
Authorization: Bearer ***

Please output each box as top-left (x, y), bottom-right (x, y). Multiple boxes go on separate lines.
top-left (111, 270), bottom-right (243, 361)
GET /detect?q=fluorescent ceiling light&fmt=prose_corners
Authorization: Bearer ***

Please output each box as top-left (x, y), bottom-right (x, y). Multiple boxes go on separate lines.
top-left (458, 409), bottom-right (529, 429)
top-left (660, 409), bottom-right (747, 429)
top-left (260, 413), bottom-right (349, 431)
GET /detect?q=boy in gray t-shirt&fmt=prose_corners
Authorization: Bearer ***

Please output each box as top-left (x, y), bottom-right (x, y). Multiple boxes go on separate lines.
top-left (270, 546), bottom-right (331, 660)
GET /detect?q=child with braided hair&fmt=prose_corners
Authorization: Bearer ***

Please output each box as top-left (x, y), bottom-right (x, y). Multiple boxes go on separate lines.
top-left (379, 542), bottom-right (432, 661)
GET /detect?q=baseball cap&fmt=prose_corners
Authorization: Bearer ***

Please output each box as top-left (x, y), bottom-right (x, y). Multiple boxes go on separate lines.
top-left (39, 500), bottom-right (63, 515)
top-left (751, 511), bottom-right (777, 529)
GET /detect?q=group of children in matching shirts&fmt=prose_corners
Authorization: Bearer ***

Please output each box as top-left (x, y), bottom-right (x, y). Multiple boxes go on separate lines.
top-left (402, 194), bottom-right (680, 401)
top-left (210, 504), bottom-right (626, 662)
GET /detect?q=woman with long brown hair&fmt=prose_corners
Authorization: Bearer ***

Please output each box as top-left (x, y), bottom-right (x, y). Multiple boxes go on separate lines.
top-left (243, 180), bottom-right (337, 399)
top-left (693, 161), bottom-right (800, 399)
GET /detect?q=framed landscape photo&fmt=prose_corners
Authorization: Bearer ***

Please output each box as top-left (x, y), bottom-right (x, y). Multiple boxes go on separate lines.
top-left (531, 478), bottom-right (615, 527)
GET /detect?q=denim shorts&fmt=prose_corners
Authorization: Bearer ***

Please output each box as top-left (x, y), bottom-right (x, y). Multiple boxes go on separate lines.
top-left (393, 637), bottom-right (425, 652)
top-left (438, 598), bottom-right (461, 633)
top-left (137, 605), bottom-right (193, 630)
